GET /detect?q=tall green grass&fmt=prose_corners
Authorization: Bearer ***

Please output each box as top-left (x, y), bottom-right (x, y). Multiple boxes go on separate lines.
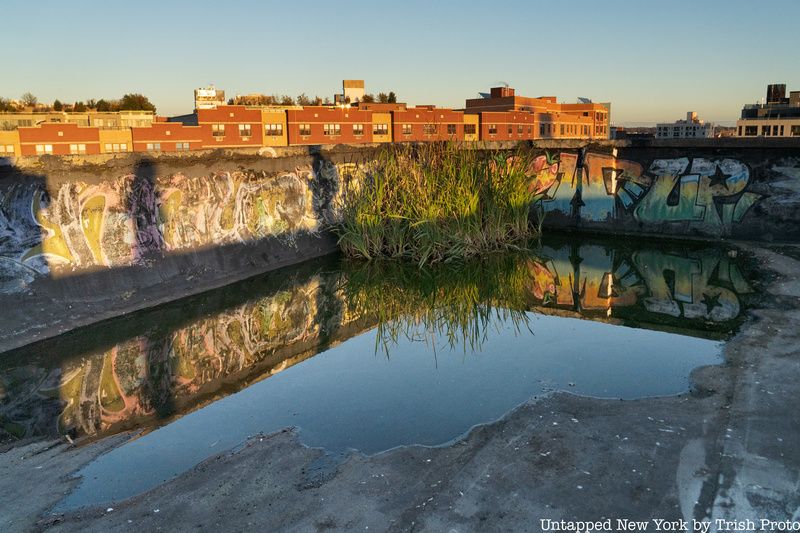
top-left (336, 143), bottom-right (543, 266)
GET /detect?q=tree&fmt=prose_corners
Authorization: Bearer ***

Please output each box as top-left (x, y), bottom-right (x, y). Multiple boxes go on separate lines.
top-left (0, 97), bottom-right (15, 112)
top-left (377, 92), bottom-right (389, 103)
top-left (96, 99), bottom-right (111, 111)
top-left (21, 92), bottom-right (38, 107)
top-left (53, 99), bottom-right (64, 111)
top-left (280, 95), bottom-right (295, 106)
top-left (312, 96), bottom-right (324, 106)
top-left (388, 91), bottom-right (397, 104)
top-left (323, 96), bottom-right (332, 105)
top-left (297, 93), bottom-right (311, 106)
top-left (362, 93), bottom-right (376, 103)
top-left (119, 93), bottom-right (156, 112)
top-left (86, 99), bottom-right (97, 109)
top-left (73, 101), bottom-right (87, 112)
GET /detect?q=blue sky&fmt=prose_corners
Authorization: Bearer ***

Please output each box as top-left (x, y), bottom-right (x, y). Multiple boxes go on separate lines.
top-left (2, 0), bottom-right (798, 125)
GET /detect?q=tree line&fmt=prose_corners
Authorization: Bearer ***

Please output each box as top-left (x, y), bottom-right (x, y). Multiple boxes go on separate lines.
top-left (228, 91), bottom-right (398, 106)
top-left (0, 93), bottom-right (157, 113)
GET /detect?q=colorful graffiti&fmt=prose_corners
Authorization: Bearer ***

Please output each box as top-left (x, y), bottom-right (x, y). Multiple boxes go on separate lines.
top-left (531, 152), bottom-right (766, 230)
top-left (0, 240), bottom-right (753, 444)
top-left (0, 161), bottom-right (348, 293)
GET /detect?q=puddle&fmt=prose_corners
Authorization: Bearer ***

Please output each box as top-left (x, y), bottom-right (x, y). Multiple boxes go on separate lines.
top-left (0, 235), bottom-right (757, 510)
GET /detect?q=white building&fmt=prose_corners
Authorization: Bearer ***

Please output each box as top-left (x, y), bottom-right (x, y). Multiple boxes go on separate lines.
top-left (334, 79), bottom-right (365, 104)
top-left (194, 86), bottom-right (226, 110)
top-left (656, 112), bottom-right (714, 139)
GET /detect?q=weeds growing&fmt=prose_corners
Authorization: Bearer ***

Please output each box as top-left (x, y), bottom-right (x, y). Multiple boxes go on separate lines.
top-left (335, 142), bottom-right (544, 266)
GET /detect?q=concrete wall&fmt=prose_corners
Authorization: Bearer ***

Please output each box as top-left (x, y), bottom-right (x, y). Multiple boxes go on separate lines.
top-left (0, 146), bottom-right (374, 351)
top-left (0, 139), bottom-right (798, 351)
top-left (530, 142), bottom-right (800, 242)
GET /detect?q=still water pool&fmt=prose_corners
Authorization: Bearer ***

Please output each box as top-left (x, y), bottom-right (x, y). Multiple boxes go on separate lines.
top-left (0, 236), bottom-right (752, 509)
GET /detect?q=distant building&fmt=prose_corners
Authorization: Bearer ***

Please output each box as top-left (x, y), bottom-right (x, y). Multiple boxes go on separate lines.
top-left (0, 110), bottom-right (154, 131)
top-left (194, 86), bottom-right (226, 110)
top-left (656, 112), bottom-right (714, 139)
top-left (464, 86), bottom-right (610, 139)
top-left (334, 80), bottom-right (365, 104)
top-left (736, 83), bottom-right (800, 137)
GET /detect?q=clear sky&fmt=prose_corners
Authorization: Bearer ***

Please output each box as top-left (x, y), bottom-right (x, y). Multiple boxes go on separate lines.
top-left (2, 0), bottom-right (798, 125)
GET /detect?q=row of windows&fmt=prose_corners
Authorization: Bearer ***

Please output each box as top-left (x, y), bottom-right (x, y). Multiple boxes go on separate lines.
top-left (211, 123), bottom-right (254, 138)
top-left (740, 124), bottom-right (800, 137)
top-left (144, 142), bottom-right (190, 151)
top-left (105, 143), bottom-right (129, 153)
top-left (265, 123), bottom-right (283, 136)
top-left (0, 144), bottom-right (15, 153)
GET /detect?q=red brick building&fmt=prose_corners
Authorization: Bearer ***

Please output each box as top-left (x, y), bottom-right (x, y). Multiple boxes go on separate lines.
top-left (471, 111), bottom-right (536, 142)
top-left (391, 107), bottom-right (465, 142)
top-left (17, 123), bottom-right (101, 156)
top-left (131, 123), bottom-right (204, 153)
top-left (197, 105), bottom-right (264, 148)
top-left (465, 87), bottom-right (610, 139)
top-left (286, 106), bottom-right (373, 145)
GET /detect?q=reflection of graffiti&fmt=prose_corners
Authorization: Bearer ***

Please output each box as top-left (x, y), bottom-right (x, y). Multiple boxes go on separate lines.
top-left (0, 272), bottom-right (354, 442)
top-left (531, 152), bottom-right (765, 230)
top-left (0, 163), bottom-right (349, 293)
top-left (0, 241), bottom-right (752, 443)
top-left (524, 243), bottom-right (752, 325)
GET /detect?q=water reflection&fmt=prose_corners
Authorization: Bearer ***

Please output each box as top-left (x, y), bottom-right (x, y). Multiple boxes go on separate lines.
top-left (0, 237), bottom-right (756, 445)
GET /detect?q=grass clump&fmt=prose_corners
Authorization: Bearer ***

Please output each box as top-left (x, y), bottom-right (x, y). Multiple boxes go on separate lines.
top-left (336, 142), bottom-right (543, 266)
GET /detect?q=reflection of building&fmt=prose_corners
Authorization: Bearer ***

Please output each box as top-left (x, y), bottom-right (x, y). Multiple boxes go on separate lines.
top-left (656, 112), bottom-right (714, 139)
top-left (194, 86), bottom-right (226, 110)
top-left (736, 83), bottom-right (800, 137)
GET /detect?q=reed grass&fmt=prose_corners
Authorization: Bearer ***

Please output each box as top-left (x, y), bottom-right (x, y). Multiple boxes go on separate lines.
top-left (336, 142), bottom-right (543, 266)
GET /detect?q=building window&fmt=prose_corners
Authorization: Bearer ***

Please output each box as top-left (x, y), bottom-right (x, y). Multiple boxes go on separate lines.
top-left (780, 125), bottom-right (784, 136)
top-left (145, 142), bottom-right (161, 151)
top-left (0, 144), bottom-right (13, 154)
top-left (212, 124), bottom-right (225, 137)
top-left (772, 125), bottom-right (779, 136)
top-left (423, 124), bottom-right (437, 135)
top-left (539, 124), bottom-right (545, 135)
top-left (447, 124), bottom-right (457, 135)
top-left (299, 124), bottom-right (311, 136)
top-left (373, 123), bottom-right (388, 135)
top-left (353, 124), bottom-right (364, 136)
top-left (528, 126), bottom-right (532, 134)
top-left (762, 125), bottom-right (770, 136)
top-left (69, 143), bottom-right (87, 155)
top-left (323, 123), bottom-right (341, 136)
top-left (464, 124), bottom-right (476, 135)
top-left (402, 124), bottom-right (412, 135)
top-left (738, 126), bottom-right (743, 136)
top-left (265, 123), bottom-right (283, 136)
top-left (35, 144), bottom-right (53, 155)
top-left (239, 124), bottom-right (252, 137)
top-left (105, 143), bottom-right (127, 153)
top-left (517, 125), bottom-right (524, 134)
top-left (176, 142), bottom-right (190, 151)
top-left (488, 124), bottom-right (497, 135)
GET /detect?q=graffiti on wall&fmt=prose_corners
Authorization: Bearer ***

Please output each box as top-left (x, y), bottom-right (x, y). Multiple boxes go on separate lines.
top-left (530, 152), bottom-right (765, 229)
top-left (0, 161), bottom-right (349, 293)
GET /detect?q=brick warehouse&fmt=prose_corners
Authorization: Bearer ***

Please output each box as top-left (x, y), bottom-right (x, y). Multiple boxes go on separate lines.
top-left (0, 86), bottom-right (611, 158)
